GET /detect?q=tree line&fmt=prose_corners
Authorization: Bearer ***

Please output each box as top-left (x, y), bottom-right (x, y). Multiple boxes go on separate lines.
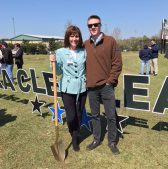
top-left (118, 35), bottom-right (160, 51)
top-left (7, 39), bottom-right (63, 55)
top-left (6, 35), bottom-right (161, 55)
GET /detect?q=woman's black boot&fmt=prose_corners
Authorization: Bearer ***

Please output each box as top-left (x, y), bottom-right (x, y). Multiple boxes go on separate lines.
top-left (72, 131), bottom-right (80, 151)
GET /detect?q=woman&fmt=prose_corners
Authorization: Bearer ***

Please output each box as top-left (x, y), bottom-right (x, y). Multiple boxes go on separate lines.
top-left (50, 26), bottom-right (87, 151)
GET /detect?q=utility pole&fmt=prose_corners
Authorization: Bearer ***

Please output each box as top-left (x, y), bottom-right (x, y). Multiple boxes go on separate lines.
top-left (12, 17), bottom-right (16, 36)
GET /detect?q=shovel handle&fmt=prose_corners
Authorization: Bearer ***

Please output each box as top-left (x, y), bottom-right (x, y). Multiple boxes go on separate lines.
top-left (52, 61), bottom-right (58, 127)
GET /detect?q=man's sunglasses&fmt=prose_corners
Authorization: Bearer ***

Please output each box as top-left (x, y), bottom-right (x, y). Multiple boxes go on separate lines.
top-left (87, 23), bottom-right (101, 28)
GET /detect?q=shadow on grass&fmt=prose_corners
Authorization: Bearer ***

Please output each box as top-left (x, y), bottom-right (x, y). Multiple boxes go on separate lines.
top-left (0, 94), bottom-right (29, 104)
top-left (0, 109), bottom-right (17, 127)
top-left (64, 127), bottom-right (92, 159)
top-left (79, 114), bottom-right (107, 143)
top-left (44, 102), bottom-right (54, 108)
top-left (65, 142), bottom-right (72, 159)
top-left (126, 116), bottom-right (149, 128)
top-left (151, 121), bottom-right (168, 131)
top-left (36, 112), bottom-right (50, 118)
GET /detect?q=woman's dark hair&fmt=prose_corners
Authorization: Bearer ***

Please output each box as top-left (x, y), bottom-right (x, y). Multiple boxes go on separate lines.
top-left (151, 39), bottom-right (156, 42)
top-left (2, 42), bottom-right (8, 48)
top-left (64, 25), bottom-right (83, 48)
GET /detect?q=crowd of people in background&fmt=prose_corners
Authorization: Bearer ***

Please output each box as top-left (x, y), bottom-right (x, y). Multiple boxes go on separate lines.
top-left (0, 42), bottom-right (24, 82)
top-left (139, 39), bottom-right (159, 76)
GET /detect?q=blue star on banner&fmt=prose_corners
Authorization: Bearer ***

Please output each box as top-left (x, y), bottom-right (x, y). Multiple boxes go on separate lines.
top-left (48, 102), bottom-right (65, 124)
top-left (30, 95), bottom-right (45, 116)
top-left (80, 108), bottom-right (92, 132)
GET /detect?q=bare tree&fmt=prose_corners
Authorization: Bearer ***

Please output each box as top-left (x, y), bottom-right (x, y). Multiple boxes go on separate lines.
top-left (111, 27), bottom-right (122, 41)
top-left (104, 24), bottom-right (109, 35)
top-left (64, 20), bottom-right (73, 30)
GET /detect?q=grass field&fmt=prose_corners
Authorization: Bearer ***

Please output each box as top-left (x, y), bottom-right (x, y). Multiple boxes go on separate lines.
top-left (0, 52), bottom-right (168, 169)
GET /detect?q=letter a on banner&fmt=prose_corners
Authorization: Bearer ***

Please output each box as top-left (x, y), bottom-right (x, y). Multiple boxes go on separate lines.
top-left (153, 76), bottom-right (168, 114)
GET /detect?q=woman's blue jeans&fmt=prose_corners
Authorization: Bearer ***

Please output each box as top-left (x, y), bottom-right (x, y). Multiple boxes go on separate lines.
top-left (140, 60), bottom-right (149, 75)
top-left (5, 64), bottom-right (14, 83)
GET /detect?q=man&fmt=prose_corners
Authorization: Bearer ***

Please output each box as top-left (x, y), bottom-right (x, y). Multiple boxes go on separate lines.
top-left (84, 15), bottom-right (122, 155)
top-left (149, 39), bottom-right (159, 76)
top-left (13, 43), bottom-right (24, 69)
top-left (1, 42), bottom-right (14, 82)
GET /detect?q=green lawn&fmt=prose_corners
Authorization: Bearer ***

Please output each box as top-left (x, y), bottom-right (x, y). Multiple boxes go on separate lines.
top-left (0, 52), bottom-right (168, 169)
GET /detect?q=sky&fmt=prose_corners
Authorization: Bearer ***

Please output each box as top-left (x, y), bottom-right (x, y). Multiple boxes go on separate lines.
top-left (1, 0), bottom-right (168, 40)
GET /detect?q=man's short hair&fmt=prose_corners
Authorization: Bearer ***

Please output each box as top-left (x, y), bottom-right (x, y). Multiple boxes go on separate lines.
top-left (151, 39), bottom-right (155, 42)
top-left (16, 43), bottom-right (21, 47)
top-left (87, 15), bottom-right (101, 22)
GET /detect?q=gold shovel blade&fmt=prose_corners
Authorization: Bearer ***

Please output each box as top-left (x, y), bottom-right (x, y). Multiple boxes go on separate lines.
top-left (51, 139), bottom-right (65, 162)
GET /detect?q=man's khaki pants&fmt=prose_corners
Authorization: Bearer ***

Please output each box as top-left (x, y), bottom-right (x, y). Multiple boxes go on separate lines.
top-left (150, 58), bottom-right (158, 75)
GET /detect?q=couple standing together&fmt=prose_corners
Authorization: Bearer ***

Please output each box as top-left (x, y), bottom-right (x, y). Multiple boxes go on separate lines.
top-left (50, 15), bottom-right (122, 155)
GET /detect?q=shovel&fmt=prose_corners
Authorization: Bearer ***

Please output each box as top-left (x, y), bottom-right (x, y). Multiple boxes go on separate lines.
top-left (50, 60), bottom-right (65, 162)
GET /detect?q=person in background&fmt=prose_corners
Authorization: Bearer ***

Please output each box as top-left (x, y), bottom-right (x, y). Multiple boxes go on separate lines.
top-left (164, 47), bottom-right (168, 59)
top-left (1, 42), bottom-right (14, 82)
top-left (139, 45), bottom-right (152, 75)
top-left (84, 15), bottom-right (122, 155)
top-left (0, 43), bottom-right (3, 74)
top-left (12, 43), bottom-right (24, 69)
top-left (149, 39), bottom-right (159, 76)
top-left (50, 25), bottom-right (87, 152)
